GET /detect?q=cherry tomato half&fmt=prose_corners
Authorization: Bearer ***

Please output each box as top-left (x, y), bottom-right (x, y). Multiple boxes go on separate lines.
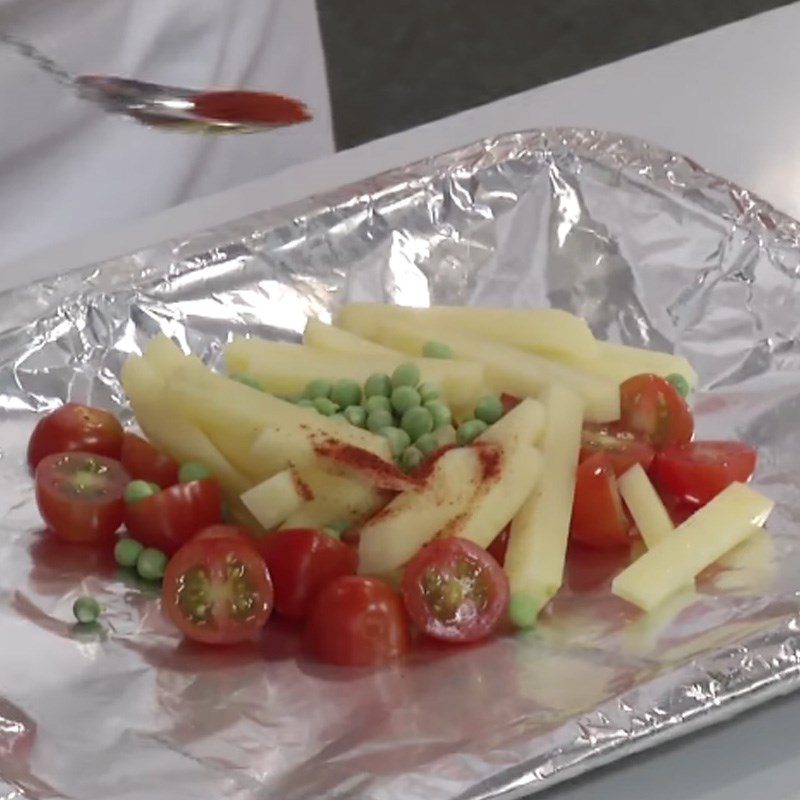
top-left (401, 538), bottom-right (509, 644)
top-left (619, 373), bottom-right (694, 449)
top-left (500, 393), bottom-right (521, 414)
top-left (305, 576), bottom-right (410, 666)
top-left (570, 452), bottom-right (631, 549)
top-left (27, 403), bottom-right (123, 470)
top-left (124, 478), bottom-right (222, 555)
top-left (162, 525), bottom-right (273, 645)
top-left (35, 452), bottom-right (129, 543)
top-left (120, 432), bottom-right (179, 488)
top-left (580, 423), bottom-right (655, 476)
top-left (651, 440), bottom-right (758, 507)
top-left (258, 528), bottom-right (358, 620)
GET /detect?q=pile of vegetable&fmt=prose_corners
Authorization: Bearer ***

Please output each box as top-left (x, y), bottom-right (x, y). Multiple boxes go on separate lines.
top-left (26, 304), bottom-right (773, 666)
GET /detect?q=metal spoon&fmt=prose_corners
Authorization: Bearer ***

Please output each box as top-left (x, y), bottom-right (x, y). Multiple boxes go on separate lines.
top-left (0, 32), bottom-right (309, 133)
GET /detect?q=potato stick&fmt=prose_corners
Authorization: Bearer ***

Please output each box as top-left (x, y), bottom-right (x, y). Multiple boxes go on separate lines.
top-left (224, 338), bottom-right (484, 407)
top-left (240, 470), bottom-right (306, 531)
top-left (575, 342), bottom-right (698, 389)
top-left (366, 317), bottom-right (619, 423)
top-left (612, 482), bottom-right (774, 611)
top-left (448, 445), bottom-right (542, 548)
top-left (335, 303), bottom-right (599, 361)
top-left (202, 426), bottom-right (269, 482)
top-left (505, 384), bottom-right (584, 619)
top-left (358, 447), bottom-right (483, 575)
top-left (165, 365), bottom-right (391, 460)
top-left (303, 318), bottom-right (398, 356)
top-left (618, 464), bottom-right (674, 549)
top-left (121, 356), bottom-right (251, 499)
top-left (476, 397), bottom-right (545, 448)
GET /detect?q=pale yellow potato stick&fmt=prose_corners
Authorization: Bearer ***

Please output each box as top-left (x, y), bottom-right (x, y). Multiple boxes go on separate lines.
top-left (617, 463), bottom-right (674, 549)
top-left (303, 318), bottom-right (398, 356)
top-left (576, 342), bottom-right (698, 389)
top-left (121, 355), bottom-right (252, 499)
top-left (612, 482), bottom-right (774, 611)
top-left (240, 470), bottom-right (306, 531)
top-left (447, 445), bottom-right (543, 549)
top-left (365, 317), bottom-right (619, 423)
top-left (505, 384), bottom-right (584, 619)
top-left (223, 338), bottom-right (484, 408)
top-left (358, 447), bottom-right (484, 575)
top-left (476, 397), bottom-right (545, 448)
top-left (335, 303), bottom-right (599, 361)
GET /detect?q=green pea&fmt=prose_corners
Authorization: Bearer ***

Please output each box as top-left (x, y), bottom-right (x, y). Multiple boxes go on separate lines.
top-left (326, 519), bottom-right (350, 535)
top-left (73, 596), bottom-right (102, 625)
top-left (114, 537), bottom-right (143, 568)
top-left (313, 397), bottom-right (339, 416)
top-left (344, 405), bottom-right (367, 427)
top-left (400, 446), bottom-right (424, 472)
top-left (391, 385), bottom-right (421, 414)
top-left (422, 340), bottom-right (452, 359)
top-left (147, 482), bottom-right (161, 494)
top-left (367, 408), bottom-right (394, 432)
top-left (434, 424), bottom-right (457, 447)
top-left (331, 412), bottom-right (347, 423)
top-left (474, 394), bottom-right (504, 425)
top-left (666, 373), bottom-right (690, 399)
top-left (424, 400), bottom-right (452, 429)
top-left (137, 548), bottom-right (168, 581)
top-left (414, 432), bottom-right (438, 456)
top-left (303, 378), bottom-right (333, 399)
top-left (364, 395), bottom-right (392, 414)
top-left (331, 378), bottom-right (362, 408)
top-left (364, 373), bottom-right (392, 398)
top-left (322, 526), bottom-right (342, 540)
top-left (401, 405), bottom-right (434, 441)
top-left (179, 462), bottom-right (212, 483)
top-left (124, 480), bottom-right (156, 504)
top-left (296, 398), bottom-right (315, 409)
top-left (391, 362), bottom-right (421, 388)
top-left (508, 593), bottom-right (539, 629)
top-left (418, 382), bottom-right (440, 403)
top-left (456, 419), bottom-right (488, 445)
top-left (379, 426), bottom-right (411, 457)
top-left (230, 373), bottom-right (261, 391)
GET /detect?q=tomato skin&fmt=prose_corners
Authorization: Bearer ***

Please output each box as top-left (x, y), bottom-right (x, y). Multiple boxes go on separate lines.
top-left (120, 432), bottom-right (179, 488)
top-left (570, 453), bottom-right (631, 549)
top-left (258, 528), bottom-right (358, 620)
top-left (500, 393), bottom-right (521, 414)
top-left (580, 423), bottom-right (655, 476)
top-left (27, 403), bottom-right (123, 470)
top-left (619, 373), bottom-right (694, 449)
top-left (305, 576), bottom-right (410, 666)
top-left (162, 525), bottom-right (273, 645)
top-left (124, 478), bottom-right (222, 554)
top-left (401, 538), bottom-right (509, 644)
top-left (651, 441), bottom-right (758, 507)
top-left (35, 452), bottom-right (129, 543)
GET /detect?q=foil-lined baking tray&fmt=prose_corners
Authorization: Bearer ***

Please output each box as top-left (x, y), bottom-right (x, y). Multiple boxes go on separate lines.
top-left (1, 128), bottom-right (800, 800)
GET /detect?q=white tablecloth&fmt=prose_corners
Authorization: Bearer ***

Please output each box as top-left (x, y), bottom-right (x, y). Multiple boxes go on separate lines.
top-left (9, 4), bottom-right (800, 797)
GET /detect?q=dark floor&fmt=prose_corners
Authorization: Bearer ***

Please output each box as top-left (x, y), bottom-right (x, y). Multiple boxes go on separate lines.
top-left (318, 0), bottom-right (792, 150)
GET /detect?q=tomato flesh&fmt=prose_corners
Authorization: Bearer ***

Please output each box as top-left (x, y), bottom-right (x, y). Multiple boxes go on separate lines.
top-left (620, 373), bottom-right (694, 448)
top-left (162, 525), bottom-right (273, 645)
top-left (570, 452), bottom-right (631, 549)
top-left (120, 432), bottom-right (179, 488)
top-left (27, 403), bottom-right (123, 470)
top-left (35, 452), bottom-right (128, 543)
top-left (580, 423), bottom-right (655, 476)
top-left (305, 576), bottom-right (410, 666)
top-left (401, 538), bottom-right (509, 643)
top-left (258, 528), bottom-right (358, 620)
top-left (651, 440), bottom-right (757, 507)
top-left (124, 478), bottom-right (222, 555)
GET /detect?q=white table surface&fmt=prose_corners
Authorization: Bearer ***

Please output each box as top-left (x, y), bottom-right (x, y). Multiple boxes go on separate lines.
top-left (12, 4), bottom-right (800, 798)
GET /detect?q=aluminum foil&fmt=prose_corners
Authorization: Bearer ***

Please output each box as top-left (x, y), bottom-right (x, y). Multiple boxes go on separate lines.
top-left (1, 128), bottom-right (800, 800)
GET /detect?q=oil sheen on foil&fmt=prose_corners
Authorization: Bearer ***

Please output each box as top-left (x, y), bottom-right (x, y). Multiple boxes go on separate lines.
top-left (1, 129), bottom-right (799, 800)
